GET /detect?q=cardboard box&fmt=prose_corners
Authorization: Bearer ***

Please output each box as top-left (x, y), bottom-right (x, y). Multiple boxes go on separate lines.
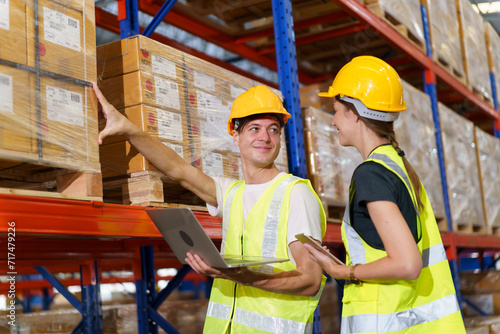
top-left (0, 0), bottom-right (28, 65)
top-left (97, 35), bottom-right (186, 81)
top-left (100, 140), bottom-right (193, 178)
top-left (0, 65), bottom-right (33, 154)
top-left (27, 0), bottom-right (96, 82)
top-left (194, 150), bottom-right (238, 179)
top-left (101, 104), bottom-right (191, 146)
top-left (36, 76), bottom-right (100, 171)
top-left (96, 35), bottom-right (254, 94)
top-left (300, 81), bottom-right (334, 113)
top-left (99, 71), bottom-right (187, 112)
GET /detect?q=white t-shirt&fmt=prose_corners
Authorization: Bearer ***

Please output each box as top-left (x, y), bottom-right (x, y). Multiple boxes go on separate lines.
top-left (206, 172), bottom-right (323, 264)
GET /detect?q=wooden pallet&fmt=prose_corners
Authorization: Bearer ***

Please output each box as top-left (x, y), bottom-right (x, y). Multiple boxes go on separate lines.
top-left (0, 159), bottom-right (102, 201)
top-left (470, 85), bottom-right (494, 107)
top-left (433, 53), bottom-right (467, 86)
top-left (102, 170), bottom-right (208, 210)
top-left (365, 1), bottom-right (426, 54)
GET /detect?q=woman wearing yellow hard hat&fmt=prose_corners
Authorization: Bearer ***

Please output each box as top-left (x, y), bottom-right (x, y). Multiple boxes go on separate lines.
top-left (303, 56), bottom-right (466, 333)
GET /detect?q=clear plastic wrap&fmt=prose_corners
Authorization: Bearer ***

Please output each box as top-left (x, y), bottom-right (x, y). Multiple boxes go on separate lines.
top-left (474, 127), bottom-right (500, 230)
top-left (485, 22), bottom-right (500, 104)
top-left (302, 106), bottom-right (362, 206)
top-left (464, 316), bottom-right (500, 334)
top-left (439, 102), bottom-right (486, 229)
top-left (97, 35), bottom-right (288, 183)
top-left (457, 0), bottom-right (492, 101)
top-left (299, 82), bottom-right (335, 114)
top-left (0, 0), bottom-right (99, 176)
top-left (424, 0), bottom-right (465, 78)
top-left (371, 0), bottom-right (425, 47)
top-left (395, 81), bottom-right (445, 219)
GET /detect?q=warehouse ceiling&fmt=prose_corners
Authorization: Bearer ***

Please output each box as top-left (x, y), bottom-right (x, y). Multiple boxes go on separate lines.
top-left (471, 0), bottom-right (500, 34)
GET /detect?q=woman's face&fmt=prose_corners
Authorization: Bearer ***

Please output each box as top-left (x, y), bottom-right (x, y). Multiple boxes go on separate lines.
top-left (332, 100), bottom-right (359, 147)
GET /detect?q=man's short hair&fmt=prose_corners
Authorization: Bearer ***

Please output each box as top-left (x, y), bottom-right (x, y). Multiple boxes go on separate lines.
top-left (233, 113), bottom-right (285, 134)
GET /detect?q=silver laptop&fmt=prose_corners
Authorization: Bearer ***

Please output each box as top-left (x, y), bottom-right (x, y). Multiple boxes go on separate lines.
top-left (146, 207), bottom-right (289, 268)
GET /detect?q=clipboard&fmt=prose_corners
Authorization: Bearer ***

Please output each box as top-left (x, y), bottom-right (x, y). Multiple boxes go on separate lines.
top-left (295, 233), bottom-right (345, 266)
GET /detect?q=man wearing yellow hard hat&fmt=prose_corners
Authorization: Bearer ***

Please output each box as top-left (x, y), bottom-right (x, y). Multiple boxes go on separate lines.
top-left (94, 83), bottom-right (327, 333)
top-left (303, 56), bottom-right (465, 333)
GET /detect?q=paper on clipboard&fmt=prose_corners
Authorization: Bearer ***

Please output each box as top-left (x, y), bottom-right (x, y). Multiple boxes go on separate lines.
top-left (295, 233), bottom-right (345, 266)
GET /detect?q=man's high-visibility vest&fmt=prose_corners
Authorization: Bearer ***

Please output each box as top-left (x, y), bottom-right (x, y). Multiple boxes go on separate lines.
top-left (204, 174), bottom-right (327, 334)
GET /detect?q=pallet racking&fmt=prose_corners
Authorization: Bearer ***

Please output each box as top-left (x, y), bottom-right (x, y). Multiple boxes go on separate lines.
top-left (2, 0), bottom-right (500, 332)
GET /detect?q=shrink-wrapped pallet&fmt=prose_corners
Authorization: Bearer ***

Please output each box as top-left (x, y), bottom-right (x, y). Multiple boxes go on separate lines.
top-left (456, 0), bottom-right (492, 103)
top-left (300, 81), bottom-right (334, 114)
top-left (395, 81), bottom-right (445, 219)
top-left (97, 36), bottom-right (287, 204)
top-left (365, 0), bottom-right (425, 50)
top-left (302, 106), bottom-right (362, 207)
top-left (439, 103), bottom-right (486, 231)
top-left (423, 0), bottom-right (465, 80)
top-left (474, 127), bottom-right (500, 233)
top-left (485, 22), bottom-right (500, 100)
top-left (0, 0), bottom-right (100, 199)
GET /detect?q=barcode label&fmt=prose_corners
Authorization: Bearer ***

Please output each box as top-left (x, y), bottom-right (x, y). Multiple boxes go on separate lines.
top-left (43, 7), bottom-right (81, 52)
top-left (71, 93), bottom-right (80, 103)
top-left (67, 18), bottom-right (77, 28)
top-left (0, 73), bottom-right (13, 113)
top-left (0, 0), bottom-right (9, 30)
top-left (0, 76), bottom-right (10, 86)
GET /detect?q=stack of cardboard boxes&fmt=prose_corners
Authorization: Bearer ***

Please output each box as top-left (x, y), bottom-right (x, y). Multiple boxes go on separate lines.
top-left (97, 35), bottom-right (288, 204)
top-left (0, 0), bottom-right (99, 174)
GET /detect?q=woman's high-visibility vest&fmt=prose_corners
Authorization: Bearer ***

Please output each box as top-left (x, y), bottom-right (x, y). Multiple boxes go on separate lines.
top-left (204, 174), bottom-right (327, 334)
top-left (340, 145), bottom-right (465, 334)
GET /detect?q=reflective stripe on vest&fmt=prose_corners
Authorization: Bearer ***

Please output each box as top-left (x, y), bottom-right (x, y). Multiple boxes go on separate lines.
top-left (221, 182), bottom-right (244, 255)
top-left (207, 300), bottom-right (313, 333)
top-left (234, 307), bottom-right (312, 333)
top-left (340, 293), bottom-right (460, 333)
top-left (261, 176), bottom-right (300, 259)
top-left (207, 301), bottom-right (232, 320)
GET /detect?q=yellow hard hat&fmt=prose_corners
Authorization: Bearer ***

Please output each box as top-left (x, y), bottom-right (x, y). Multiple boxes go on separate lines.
top-left (228, 85), bottom-right (292, 135)
top-left (319, 56), bottom-right (406, 120)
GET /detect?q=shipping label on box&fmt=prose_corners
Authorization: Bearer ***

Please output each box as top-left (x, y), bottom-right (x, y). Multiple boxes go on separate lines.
top-left (0, 0), bottom-right (27, 65)
top-left (100, 71), bottom-right (187, 112)
top-left (27, 0), bottom-right (96, 81)
top-left (99, 140), bottom-right (193, 178)
top-left (97, 35), bottom-right (185, 81)
top-left (36, 76), bottom-right (99, 170)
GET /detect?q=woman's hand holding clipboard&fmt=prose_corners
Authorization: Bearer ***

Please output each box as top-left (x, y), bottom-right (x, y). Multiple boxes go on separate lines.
top-left (295, 233), bottom-right (345, 266)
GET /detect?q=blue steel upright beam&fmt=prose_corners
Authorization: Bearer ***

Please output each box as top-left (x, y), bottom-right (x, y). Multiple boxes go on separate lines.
top-left (35, 265), bottom-right (102, 334)
top-left (119, 0), bottom-right (140, 38)
top-left (271, 1), bottom-right (321, 332)
top-left (420, 4), bottom-right (463, 311)
top-left (135, 246), bottom-right (191, 334)
top-left (142, 0), bottom-right (177, 37)
top-left (271, 0), bottom-right (307, 179)
top-left (490, 72), bottom-right (500, 138)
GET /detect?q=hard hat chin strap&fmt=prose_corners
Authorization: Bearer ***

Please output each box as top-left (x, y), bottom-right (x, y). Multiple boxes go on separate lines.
top-left (340, 96), bottom-right (400, 122)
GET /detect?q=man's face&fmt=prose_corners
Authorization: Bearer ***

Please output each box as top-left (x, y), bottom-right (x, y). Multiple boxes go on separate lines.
top-left (233, 115), bottom-right (281, 168)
